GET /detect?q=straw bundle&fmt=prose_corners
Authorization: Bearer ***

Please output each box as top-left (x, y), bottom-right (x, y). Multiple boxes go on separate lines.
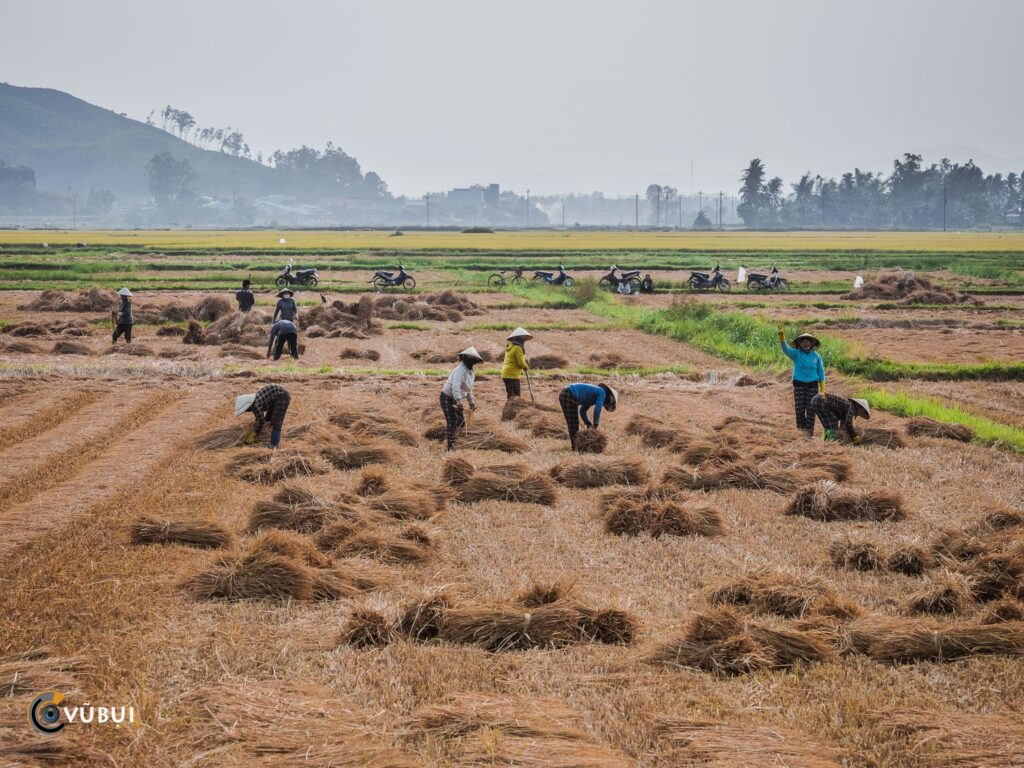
top-left (130, 517), bottom-right (232, 549)
top-left (323, 526), bottom-right (434, 563)
top-left (182, 319), bottom-right (205, 345)
top-left (185, 551), bottom-right (315, 601)
top-left (51, 340), bottom-right (92, 355)
top-left (795, 452), bottom-right (853, 482)
top-left (355, 467), bottom-right (390, 496)
top-left (887, 545), bottom-right (931, 576)
top-left (785, 480), bottom-right (906, 521)
top-left (516, 411), bottom-right (568, 439)
top-left (550, 457), bottom-right (648, 488)
top-left (398, 593), bottom-right (455, 640)
top-left (156, 325), bottom-right (185, 337)
top-left (339, 348), bottom-right (381, 361)
top-left (367, 488), bottom-right (443, 520)
top-left (601, 488), bottom-right (725, 539)
top-left (227, 448), bottom-right (328, 484)
top-left (828, 539), bottom-right (882, 571)
top-left (247, 483), bottom-right (354, 533)
top-left (977, 506), bottom-right (1024, 532)
top-left (709, 571), bottom-right (835, 618)
top-left (530, 354), bottom-right (568, 369)
top-left (574, 428), bottom-right (607, 453)
top-left (19, 287), bottom-right (115, 312)
top-left (906, 416), bottom-right (975, 442)
top-left (682, 437), bottom-right (740, 466)
top-left (850, 427), bottom-right (906, 448)
top-left (865, 709), bottom-right (1024, 768)
top-left (867, 620), bottom-right (1024, 663)
top-left (460, 428), bottom-right (530, 452)
top-left (246, 529), bottom-right (335, 569)
top-left (0, 340), bottom-right (42, 353)
top-left (109, 343), bottom-right (155, 356)
top-left (319, 439), bottom-right (397, 470)
top-left (665, 461), bottom-right (823, 494)
top-left (625, 414), bottom-right (688, 449)
top-left (340, 607), bottom-right (397, 648)
top-left (219, 344), bottom-right (264, 360)
top-left (929, 528), bottom-right (987, 561)
top-left (589, 351), bottom-right (637, 370)
top-left (197, 422), bottom-right (311, 450)
top-left (441, 457), bottom-right (528, 486)
top-left (961, 551), bottom-right (1024, 601)
top-left (500, 397), bottom-right (557, 421)
top-left (406, 693), bottom-right (589, 741)
top-left (906, 570), bottom-right (974, 615)
top-left (979, 598), bottom-right (1024, 624)
top-left (455, 472), bottom-right (557, 505)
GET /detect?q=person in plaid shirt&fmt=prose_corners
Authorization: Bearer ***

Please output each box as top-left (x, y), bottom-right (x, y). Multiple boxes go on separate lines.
top-left (234, 384), bottom-right (291, 448)
top-left (811, 393), bottom-right (870, 443)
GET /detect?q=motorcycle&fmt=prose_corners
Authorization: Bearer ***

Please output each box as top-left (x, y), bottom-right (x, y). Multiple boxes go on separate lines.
top-left (746, 264), bottom-right (789, 291)
top-left (532, 264), bottom-right (575, 288)
top-left (275, 262), bottom-right (319, 288)
top-left (370, 263), bottom-right (416, 291)
top-left (688, 263), bottom-right (730, 292)
top-left (598, 265), bottom-right (641, 295)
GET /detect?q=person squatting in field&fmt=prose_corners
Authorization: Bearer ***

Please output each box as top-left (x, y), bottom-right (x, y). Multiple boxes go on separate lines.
top-left (273, 288), bottom-right (298, 322)
top-left (112, 287), bottom-right (134, 344)
top-left (440, 347), bottom-right (483, 450)
top-left (267, 318), bottom-right (299, 360)
top-left (501, 327), bottom-right (532, 399)
top-left (235, 384), bottom-right (291, 449)
top-left (558, 382), bottom-right (617, 450)
top-left (778, 324), bottom-right (825, 437)
top-left (811, 393), bottom-right (870, 444)
top-left (236, 279), bottom-right (255, 313)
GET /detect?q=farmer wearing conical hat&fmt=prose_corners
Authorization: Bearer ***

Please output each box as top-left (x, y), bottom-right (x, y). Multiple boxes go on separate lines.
top-left (500, 327), bottom-right (532, 400)
top-left (558, 382), bottom-right (617, 450)
top-left (273, 288), bottom-right (298, 323)
top-left (440, 347), bottom-right (483, 451)
top-left (811, 393), bottom-right (870, 445)
top-left (235, 384), bottom-right (291, 449)
top-left (778, 325), bottom-right (825, 437)
top-left (112, 287), bottom-right (134, 345)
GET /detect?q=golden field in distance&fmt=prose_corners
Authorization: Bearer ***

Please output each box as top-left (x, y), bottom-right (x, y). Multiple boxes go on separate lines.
top-left (3, 229), bottom-right (1024, 251)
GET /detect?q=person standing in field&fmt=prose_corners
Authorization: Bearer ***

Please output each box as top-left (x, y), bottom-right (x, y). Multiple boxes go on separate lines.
top-left (267, 318), bottom-right (299, 360)
top-left (558, 382), bottom-right (617, 450)
top-left (236, 279), bottom-right (255, 313)
top-left (777, 325), bottom-right (825, 437)
top-left (440, 347), bottom-right (483, 450)
top-left (273, 288), bottom-right (298, 323)
top-left (235, 384), bottom-right (291, 449)
top-left (111, 287), bottom-right (134, 345)
top-left (500, 327), bottom-right (532, 399)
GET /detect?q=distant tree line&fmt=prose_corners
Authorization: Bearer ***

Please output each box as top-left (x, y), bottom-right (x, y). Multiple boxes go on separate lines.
top-left (738, 155), bottom-right (1024, 229)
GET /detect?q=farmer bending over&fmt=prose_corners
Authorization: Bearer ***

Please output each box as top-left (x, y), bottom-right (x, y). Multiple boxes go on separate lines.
top-left (273, 288), bottom-right (298, 323)
top-left (235, 384), bottom-right (291, 449)
top-left (778, 325), bottom-right (825, 437)
top-left (267, 318), bottom-right (299, 360)
top-left (501, 327), bottom-right (532, 399)
top-left (558, 382), bottom-right (617, 450)
top-left (236, 279), bottom-right (255, 313)
top-left (440, 347), bottom-right (482, 451)
top-left (812, 394), bottom-right (870, 444)
top-left (112, 287), bottom-right (134, 345)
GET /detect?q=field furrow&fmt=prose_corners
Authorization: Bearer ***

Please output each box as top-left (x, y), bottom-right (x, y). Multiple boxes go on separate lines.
top-left (0, 388), bottom-right (104, 452)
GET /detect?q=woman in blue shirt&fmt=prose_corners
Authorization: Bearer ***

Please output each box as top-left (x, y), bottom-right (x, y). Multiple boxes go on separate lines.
top-left (558, 382), bottom-right (618, 450)
top-left (777, 325), bottom-right (825, 436)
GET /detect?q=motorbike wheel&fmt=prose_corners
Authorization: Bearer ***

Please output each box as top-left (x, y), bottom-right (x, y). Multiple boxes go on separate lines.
top-left (372, 277), bottom-right (388, 292)
top-left (627, 277), bottom-right (642, 293)
top-left (402, 277), bottom-right (417, 291)
top-left (511, 275), bottom-right (525, 286)
top-left (309, 276), bottom-right (319, 287)
top-left (598, 278), bottom-right (613, 292)
top-left (746, 278), bottom-right (758, 291)
top-left (562, 277), bottom-right (576, 288)
top-left (717, 279), bottom-right (731, 292)
top-left (775, 279), bottom-right (789, 291)
top-left (487, 273), bottom-right (505, 288)
top-left (688, 277), bottom-right (700, 291)
top-left (275, 277), bottom-right (288, 288)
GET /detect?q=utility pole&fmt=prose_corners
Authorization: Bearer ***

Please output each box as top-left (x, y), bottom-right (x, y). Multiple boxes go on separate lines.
top-left (635, 193), bottom-right (639, 229)
top-left (942, 177), bottom-right (947, 232)
top-left (718, 192), bottom-right (724, 230)
top-left (425, 193), bottom-right (430, 227)
top-left (656, 190), bottom-right (661, 228)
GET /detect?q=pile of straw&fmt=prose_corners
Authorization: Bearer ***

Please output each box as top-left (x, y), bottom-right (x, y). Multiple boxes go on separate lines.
top-left (156, 325), bottom-right (185, 337)
top-left (130, 517), bottom-right (232, 549)
top-left (424, 422), bottom-right (530, 452)
top-left (455, 472), bottom-right (557, 505)
top-left (865, 620), bottom-right (1024, 663)
top-left (441, 457), bottom-right (528, 487)
top-left (500, 397), bottom-right (557, 422)
top-left (550, 457), bottom-right (648, 488)
top-left (906, 416), bottom-right (975, 442)
top-left (367, 488), bottom-right (446, 520)
top-left (785, 480), bottom-right (906, 521)
top-left (19, 287), bottom-right (115, 312)
top-left (340, 348), bottom-right (381, 361)
top-left (201, 310), bottom-right (272, 346)
top-left (589, 351), bottom-right (637, 369)
top-left (182, 319), bottom-right (205, 345)
top-left (979, 598), bottom-right (1024, 624)
top-left (227, 448), bottom-right (328, 484)
top-left (340, 607), bottom-right (397, 648)
top-left (355, 467), bottom-right (390, 496)
top-left (709, 570), bottom-right (836, 618)
top-left (196, 422), bottom-right (310, 450)
top-left (185, 551), bottom-right (315, 601)
top-left (574, 428), bottom-right (608, 453)
top-left (603, 489), bottom-right (725, 539)
top-left (828, 538), bottom-right (883, 571)
top-left (847, 427), bottom-right (907, 448)
top-left (529, 353), bottom-right (569, 369)
top-left (51, 340), bottom-right (92, 355)
top-left (247, 482), bottom-right (356, 533)
top-left (248, 529), bottom-right (335, 569)
top-left (906, 570), bottom-right (975, 615)
top-left (665, 460), bottom-right (825, 494)
top-left (318, 439), bottom-right (397, 470)
top-left (219, 344), bottom-right (264, 360)
top-left (0, 340), bottom-right (42, 354)
top-left (886, 545), bottom-right (931, 576)
top-left (625, 414), bottom-right (688, 449)
top-left (330, 408), bottom-right (419, 446)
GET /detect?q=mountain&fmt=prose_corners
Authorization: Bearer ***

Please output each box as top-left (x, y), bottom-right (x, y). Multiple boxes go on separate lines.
top-left (0, 83), bottom-right (275, 200)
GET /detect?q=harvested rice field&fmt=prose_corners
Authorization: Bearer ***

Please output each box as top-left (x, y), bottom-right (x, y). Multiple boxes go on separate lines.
top-left (1, 283), bottom-right (1023, 768)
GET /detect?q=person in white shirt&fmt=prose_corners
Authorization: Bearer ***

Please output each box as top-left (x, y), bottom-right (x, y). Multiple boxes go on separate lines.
top-left (440, 346), bottom-right (484, 450)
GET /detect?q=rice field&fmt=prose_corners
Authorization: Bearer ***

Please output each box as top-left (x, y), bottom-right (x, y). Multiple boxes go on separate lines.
top-left (1, 276), bottom-right (1023, 767)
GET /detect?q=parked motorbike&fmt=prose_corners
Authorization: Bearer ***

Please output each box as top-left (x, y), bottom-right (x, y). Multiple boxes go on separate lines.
top-left (599, 265), bottom-right (641, 295)
top-left (275, 262), bottom-right (320, 288)
top-left (747, 264), bottom-right (789, 291)
top-left (688, 264), bottom-right (730, 292)
top-left (370, 263), bottom-right (416, 291)
top-left (532, 264), bottom-right (575, 288)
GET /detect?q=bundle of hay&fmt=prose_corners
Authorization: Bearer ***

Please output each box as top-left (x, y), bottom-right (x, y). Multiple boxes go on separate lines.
top-left (319, 439), bottom-right (397, 470)
top-left (182, 319), bottom-right (205, 345)
top-left (550, 457), bottom-right (648, 489)
top-left (51, 340), bottom-right (92, 355)
top-left (785, 480), bottom-right (906, 522)
top-left (681, 436), bottom-right (741, 466)
top-left (340, 607), bottom-right (397, 648)
top-left (529, 353), bottom-right (568, 370)
top-left (130, 517), bottom-right (233, 549)
top-left (191, 296), bottom-right (232, 322)
top-left (184, 551), bottom-right (315, 601)
top-left (196, 422), bottom-right (310, 450)
top-left (664, 460), bottom-right (825, 494)
top-left (455, 472), bottom-right (557, 505)
top-left (247, 482), bottom-right (356, 533)
top-left (961, 551), bottom-right (1024, 602)
top-left (319, 524), bottom-right (435, 563)
top-left (247, 528), bottom-right (335, 569)
top-left (398, 593), bottom-right (455, 641)
top-left (423, 423), bottom-right (530, 453)
top-left (886, 545), bottom-right (931, 576)
top-left (866, 620), bottom-right (1024, 663)
top-left (18, 287), bottom-right (115, 312)
top-left (709, 571), bottom-right (836, 618)
top-left (355, 467), bottom-right (389, 496)
top-left (329, 409), bottom-right (419, 446)
top-left (227, 448), bottom-right (328, 484)
top-left (500, 397), bottom-right (557, 421)
top-left (844, 272), bottom-right (980, 306)
top-left (441, 457), bottom-right (528, 487)
top-left (645, 606), bottom-right (834, 674)
top-left (366, 488), bottom-right (445, 520)
top-left (219, 344), bottom-right (264, 360)
top-left (106, 343), bottom-right (155, 357)
top-left (588, 351), bottom-right (637, 370)
top-left (0, 340), bottom-right (42, 354)
top-left (905, 416), bottom-right (975, 442)
top-left (202, 310), bottom-right (272, 346)
top-left (828, 538), bottom-right (882, 571)
top-left (603, 490), bottom-right (725, 539)
top-left (846, 428), bottom-right (906, 448)
top-left (573, 428), bottom-right (607, 453)
top-left (4, 322), bottom-right (49, 337)
top-left (979, 598), bottom-right (1024, 624)
top-left (339, 348), bottom-right (381, 361)
top-left (156, 325), bottom-right (185, 337)
top-left (906, 570), bottom-right (974, 615)
top-left (512, 409), bottom-right (567, 439)
top-left (625, 414), bottom-right (688, 449)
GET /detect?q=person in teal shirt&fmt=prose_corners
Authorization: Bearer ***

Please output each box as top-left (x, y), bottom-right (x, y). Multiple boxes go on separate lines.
top-left (777, 325), bottom-right (825, 437)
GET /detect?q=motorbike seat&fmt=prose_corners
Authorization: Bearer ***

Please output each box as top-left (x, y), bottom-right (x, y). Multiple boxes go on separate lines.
top-left (535, 270), bottom-right (554, 278)
top-left (691, 271), bottom-right (709, 279)
top-left (620, 270), bottom-right (641, 279)
top-left (748, 272), bottom-right (767, 280)
top-left (376, 270), bottom-right (394, 277)
top-left (296, 269), bottom-right (316, 277)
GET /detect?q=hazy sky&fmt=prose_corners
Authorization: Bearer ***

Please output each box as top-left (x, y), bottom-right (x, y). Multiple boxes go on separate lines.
top-left (2, 0), bottom-right (1023, 196)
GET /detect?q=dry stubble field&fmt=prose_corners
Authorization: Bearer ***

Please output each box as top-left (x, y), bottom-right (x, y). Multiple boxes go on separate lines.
top-left (0, 285), bottom-right (1023, 768)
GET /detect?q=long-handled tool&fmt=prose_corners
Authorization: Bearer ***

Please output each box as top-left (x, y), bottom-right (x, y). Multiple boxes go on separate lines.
top-left (525, 371), bottom-right (535, 403)
top-left (464, 407), bottom-right (473, 435)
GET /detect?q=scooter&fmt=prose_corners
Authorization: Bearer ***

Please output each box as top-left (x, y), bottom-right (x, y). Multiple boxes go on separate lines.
top-left (532, 264), bottom-right (576, 288)
top-left (688, 264), bottom-right (730, 292)
top-left (599, 265), bottom-right (642, 295)
top-left (370, 263), bottom-right (416, 291)
top-left (747, 264), bottom-right (789, 291)
top-left (275, 262), bottom-right (319, 288)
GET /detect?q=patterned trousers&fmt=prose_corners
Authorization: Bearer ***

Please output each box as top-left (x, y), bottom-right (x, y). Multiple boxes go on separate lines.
top-left (792, 381), bottom-right (819, 436)
top-left (811, 394), bottom-right (846, 435)
top-left (439, 392), bottom-right (465, 448)
top-left (559, 389), bottom-right (582, 448)
top-left (503, 378), bottom-right (522, 399)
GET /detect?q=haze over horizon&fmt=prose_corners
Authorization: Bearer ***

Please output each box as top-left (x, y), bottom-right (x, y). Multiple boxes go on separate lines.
top-left (3, 0), bottom-right (1023, 198)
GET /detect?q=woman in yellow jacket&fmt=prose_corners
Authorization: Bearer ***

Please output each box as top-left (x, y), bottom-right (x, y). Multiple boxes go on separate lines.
top-left (500, 327), bottom-right (532, 399)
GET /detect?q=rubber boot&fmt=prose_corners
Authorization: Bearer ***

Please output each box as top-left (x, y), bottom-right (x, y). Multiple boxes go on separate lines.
top-left (823, 428), bottom-right (837, 442)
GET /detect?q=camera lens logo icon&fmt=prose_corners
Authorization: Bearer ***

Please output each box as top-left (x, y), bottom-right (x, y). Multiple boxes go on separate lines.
top-left (29, 691), bottom-right (65, 734)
